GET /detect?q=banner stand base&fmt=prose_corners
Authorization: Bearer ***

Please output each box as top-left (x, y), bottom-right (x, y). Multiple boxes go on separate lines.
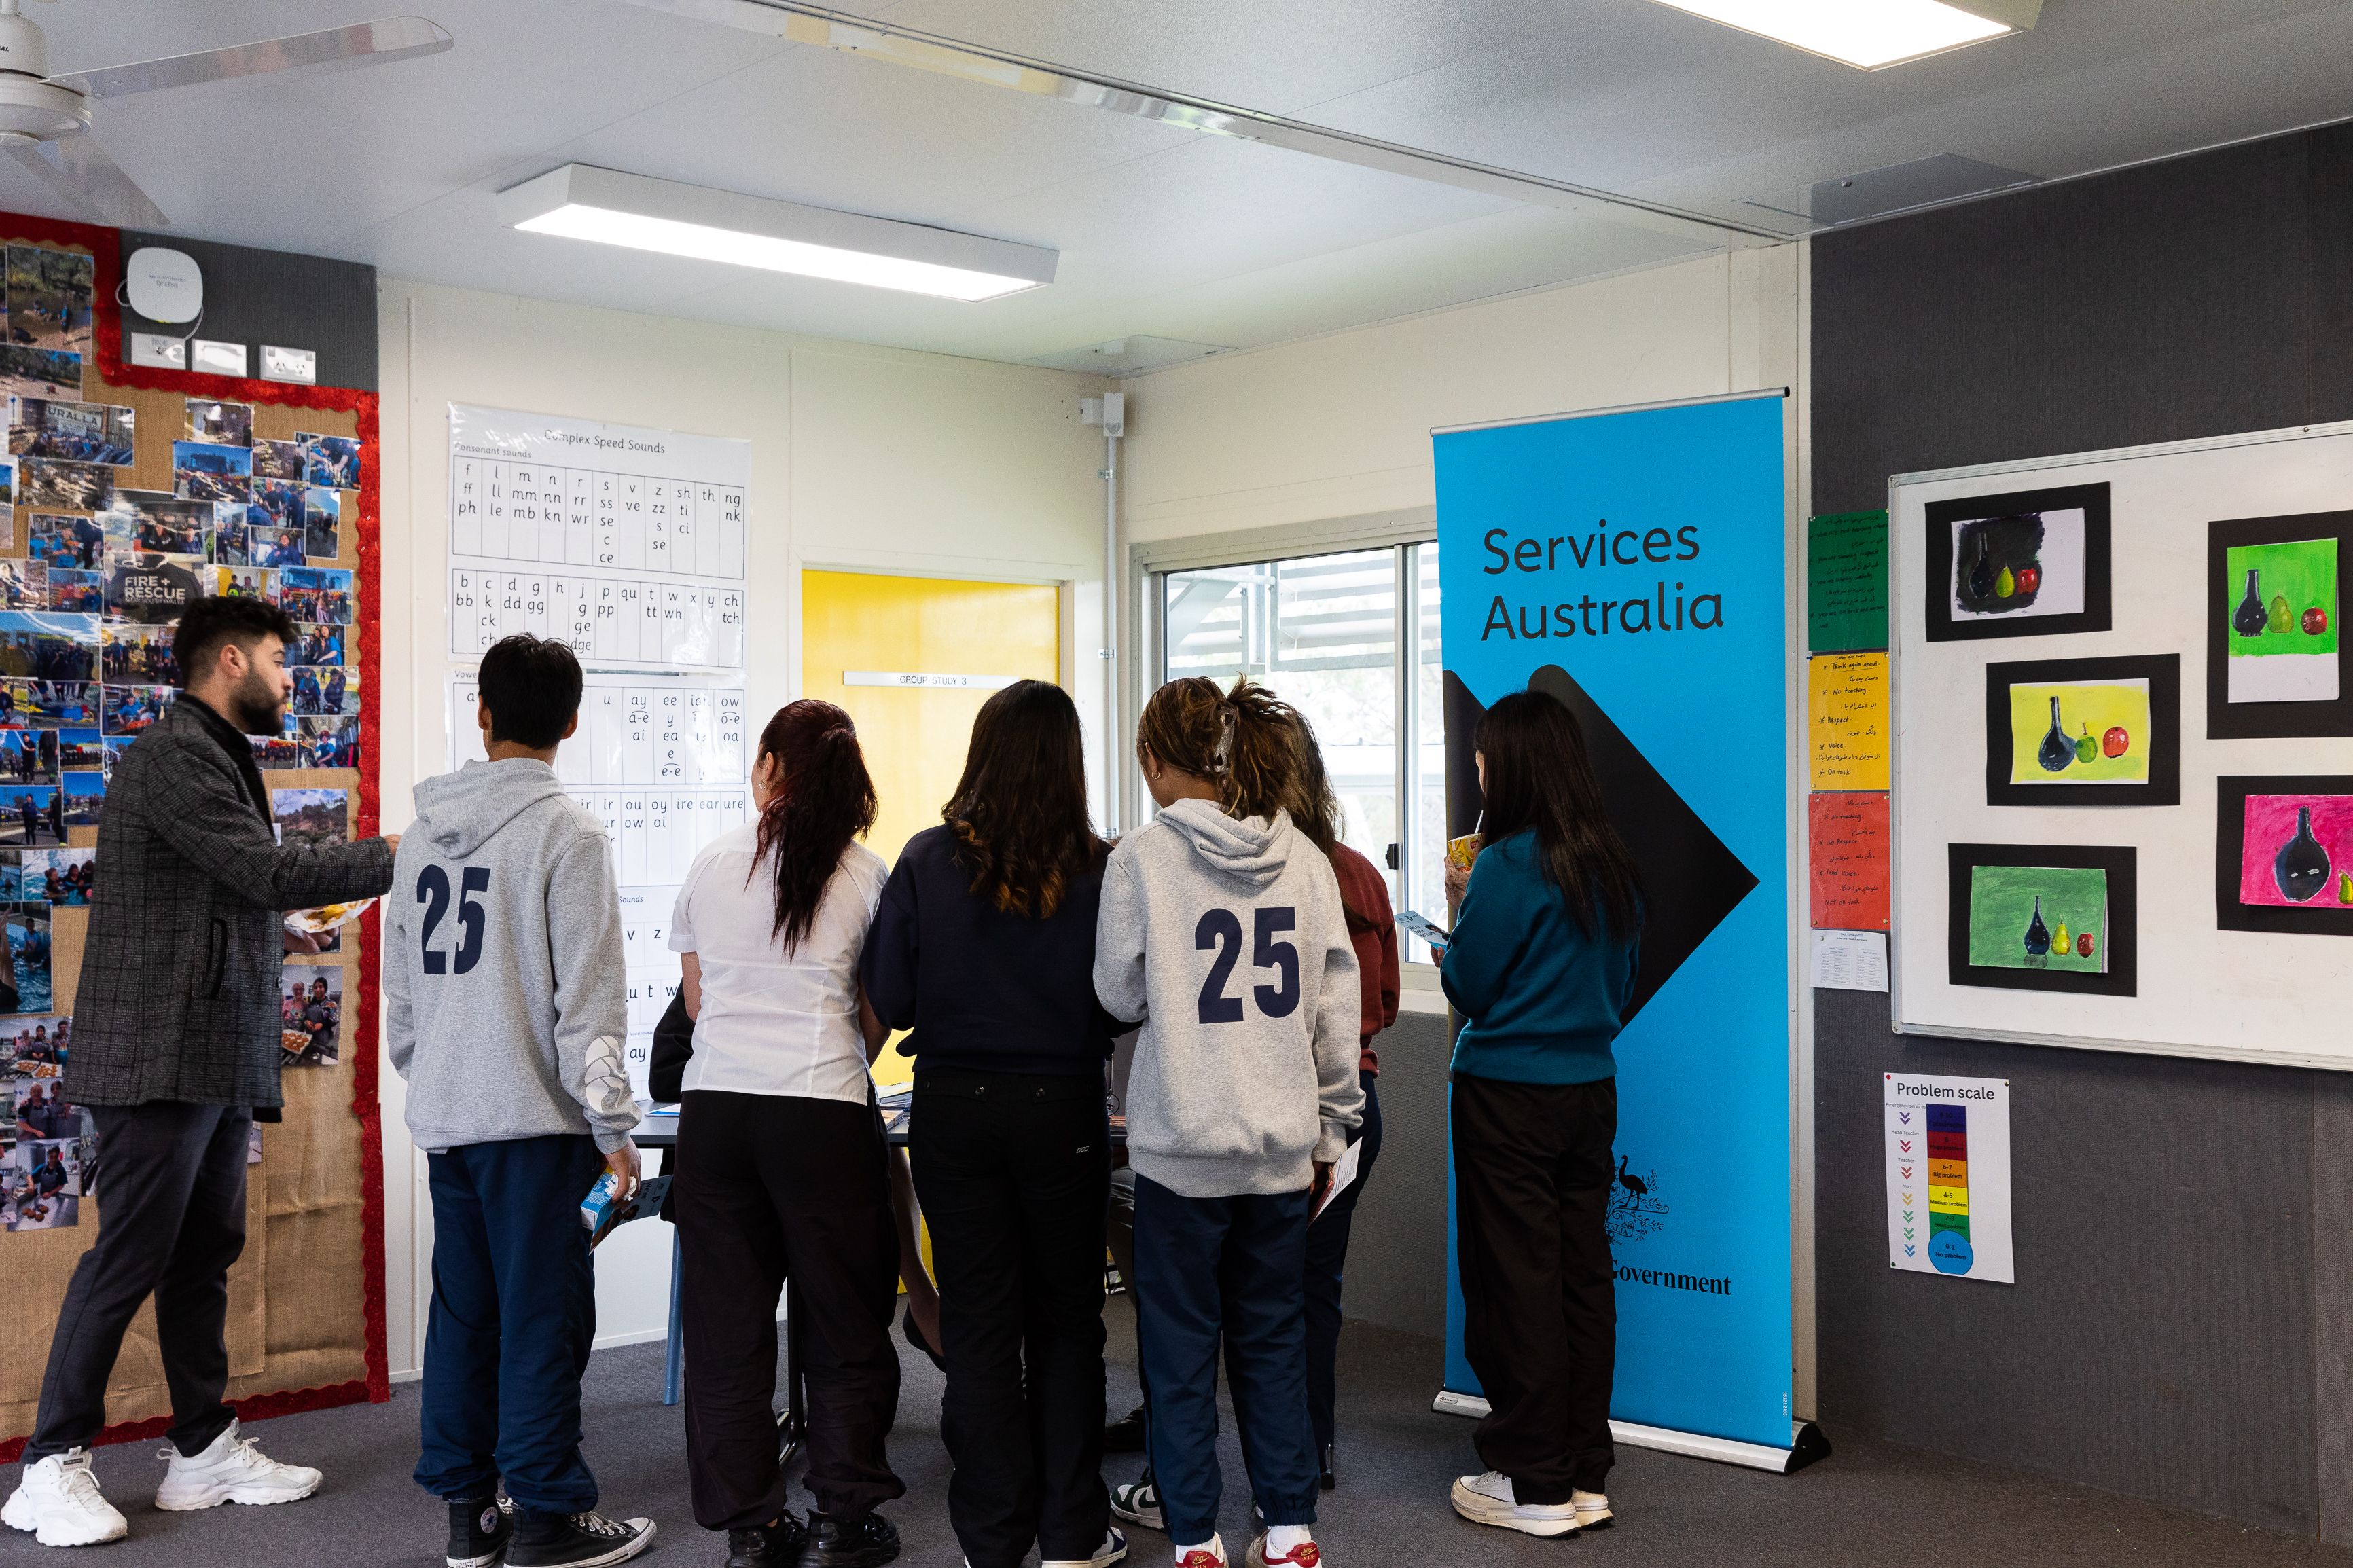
top-left (1431, 1393), bottom-right (1830, 1476)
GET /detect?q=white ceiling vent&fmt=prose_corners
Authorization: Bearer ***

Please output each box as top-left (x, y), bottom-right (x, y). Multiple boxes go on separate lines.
top-left (1744, 153), bottom-right (2038, 227)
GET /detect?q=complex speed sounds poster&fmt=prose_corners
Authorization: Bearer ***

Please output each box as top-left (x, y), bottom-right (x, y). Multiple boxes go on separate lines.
top-left (1434, 392), bottom-right (1793, 1450)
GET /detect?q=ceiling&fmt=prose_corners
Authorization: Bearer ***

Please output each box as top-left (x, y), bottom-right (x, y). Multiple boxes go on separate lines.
top-left (7, 0), bottom-right (2353, 369)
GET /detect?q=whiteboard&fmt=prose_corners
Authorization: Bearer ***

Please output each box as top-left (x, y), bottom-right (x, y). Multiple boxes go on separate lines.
top-left (1891, 419), bottom-right (2353, 1068)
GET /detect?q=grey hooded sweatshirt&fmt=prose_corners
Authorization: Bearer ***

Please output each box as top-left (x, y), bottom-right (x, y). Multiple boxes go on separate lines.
top-left (384, 757), bottom-right (639, 1154)
top-left (1094, 799), bottom-right (1363, 1199)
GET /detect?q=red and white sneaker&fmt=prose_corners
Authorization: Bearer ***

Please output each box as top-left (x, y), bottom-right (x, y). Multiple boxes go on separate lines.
top-left (1174, 1533), bottom-right (1228, 1567)
top-left (1244, 1530), bottom-right (1321, 1567)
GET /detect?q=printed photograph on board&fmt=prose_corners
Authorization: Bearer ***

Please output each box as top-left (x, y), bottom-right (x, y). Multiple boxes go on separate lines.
top-left (208, 503), bottom-right (263, 567)
top-left (5, 902), bottom-right (51, 1013)
top-left (59, 773), bottom-right (102, 830)
top-left (291, 623), bottom-right (345, 668)
top-left (53, 729), bottom-right (100, 773)
top-left (0, 783), bottom-right (60, 845)
top-left (0, 611), bottom-right (98, 684)
top-left (0, 729), bottom-right (53, 786)
top-left (101, 623), bottom-right (177, 686)
top-left (101, 684), bottom-right (173, 735)
top-left (172, 441), bottom-right (251, 505)
top-left (0, 346), bottom-right (81, 403)
top-left (298, 715), bottom-right (359, 769)
top-left (29, 847), bottom-right (95, 906)
top-left (278, 566), bottom-right (353, 625)
top-left (20, 456), bottom-right (112, 513)
top-left (26, 511), bottom-right (98, 572)
top-left (251, 439), bottom-right (304, 482)
top-left (211, 566), bottom-right (274, 603)
top-left (291, 666), bottom-right (357, 717)
top-left (103, 551), bottom-right (202, 625)
top-left (4, 1014), bottom-right (68, 1070)
top-left (48, 569), bottom-right (102, 615)
top-left (0, 680), bottom-right (96, 731)
top-left (0, 558), bottom-right (42, 610)
top-left (183, 398), bottom-right (253, 448)
top-left (2223, 536), bottom-right (2339, 704)
top-left (5, 246), bottom-right (94, 356)
top-left (10, 398), bottom-right (134, 466)
top-left (272, 788), bottom-right (348, 850)
top-left (105, 490), bottom-right (212, 560)
top-left (280, 965), bottom-right (341, 1068)
top-left (302, 486), bottom-right (340, 559)
top-left (253, 729), bottom-right (304, 769)
top-left (299, 433), bottom-right (361, 490)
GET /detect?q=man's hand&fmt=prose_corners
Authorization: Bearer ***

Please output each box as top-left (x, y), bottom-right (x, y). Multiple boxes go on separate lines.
top-left (282, 927), bottom-right (321, 954)
top-left (605, 1139), bottom-right (642, 1205)
top-left (1310, 1159), bottom-right (1335, 1211)
top-left (382, 833), bottom-right (401, 858)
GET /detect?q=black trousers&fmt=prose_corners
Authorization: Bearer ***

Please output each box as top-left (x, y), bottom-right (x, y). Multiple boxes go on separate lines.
top-left (910, 1068), bottom-right (1111, 1568)
top-left (27, 1101), bottom-right (251, 1461)
top-left (1304, 1070), bottom-right (1382, 1454)
top-left (1450, 1072), bottom-right (1617, 1502)
top-left (674, 1091), bottom-right (905, 1529)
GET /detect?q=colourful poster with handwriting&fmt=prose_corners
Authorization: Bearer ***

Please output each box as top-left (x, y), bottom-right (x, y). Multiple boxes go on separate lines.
top-left (1809, 791), bottom-right (1888, 930)
top-left (1810, 651), bottom-right (1888, 791)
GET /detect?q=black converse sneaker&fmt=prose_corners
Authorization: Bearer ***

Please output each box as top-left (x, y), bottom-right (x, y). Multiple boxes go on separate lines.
top-left (726, 1514), bottom-right (810, 1568)
top-left (505, 1509), bottom-right (657, 1568)
top-left (447, 1495), bottom-right (514, 1568)
top-left (803, 1510), bottom-right (900, 1567)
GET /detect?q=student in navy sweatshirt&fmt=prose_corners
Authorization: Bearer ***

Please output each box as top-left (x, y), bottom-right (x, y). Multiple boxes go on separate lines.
top-left (1438, 689), bottom-right (1642, 1542)
top-left (861, 680), bottom-right (1128, 1568)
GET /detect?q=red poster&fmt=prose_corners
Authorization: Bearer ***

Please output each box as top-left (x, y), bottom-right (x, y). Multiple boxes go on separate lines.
top-left (1810, 792), bottom-right (1890, 930)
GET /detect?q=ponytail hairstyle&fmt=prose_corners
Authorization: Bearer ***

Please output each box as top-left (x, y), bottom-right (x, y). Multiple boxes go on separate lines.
top-left (751, 699), bottom-right (878, 951)
top-left (1135, 674), bottom-right (1299, 822)
top-left (944, 679), bottom-right (1104, 918)
top-left (1473, 689), bottom-right (1642, 941)
top-left (1284, 712), bottom-right (1374, 927)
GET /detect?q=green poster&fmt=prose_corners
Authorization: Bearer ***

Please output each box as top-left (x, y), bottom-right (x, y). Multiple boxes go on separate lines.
top-left (1966, 864), bottom-right (2108, 973)
top-left (1808, 510), bottom-right (1888, 654)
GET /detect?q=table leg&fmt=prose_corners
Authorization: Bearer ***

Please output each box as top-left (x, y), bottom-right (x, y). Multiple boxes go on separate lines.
top-left (663, 1224), bottom-right (684, 1406)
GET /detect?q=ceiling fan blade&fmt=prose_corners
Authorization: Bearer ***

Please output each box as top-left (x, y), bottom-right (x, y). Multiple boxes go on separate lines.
top-left (2, 137), bottom-right (167, 228)
top-left (52, 16), bottom-right (453, 103)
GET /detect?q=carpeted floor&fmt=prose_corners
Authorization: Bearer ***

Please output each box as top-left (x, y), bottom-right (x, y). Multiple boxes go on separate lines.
top-left (14, 1307), bottom-right (2352, 1567)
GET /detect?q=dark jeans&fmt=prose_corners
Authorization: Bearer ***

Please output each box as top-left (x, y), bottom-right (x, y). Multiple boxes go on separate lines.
top-left (414, 1134), bottom-right (605, 1515)
top-left (675, 1091), bottom-right (904, 1530)
top-left (27, 1101), bottom-right (251, 1462)
top-left (1305, 1071), bottom-right (1382, 1455)
top-left (910, 1068), bottom-right (1111, 1568)
top-left (1133, 1173), bottom-right (1318, 1544)
top-left (1450, 1072), bottom-right (1617, 1502)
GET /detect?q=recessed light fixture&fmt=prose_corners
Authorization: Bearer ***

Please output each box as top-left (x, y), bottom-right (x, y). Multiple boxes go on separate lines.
top-left (497, 164), bottom-right (1057, 302)
top-left (1646, 0), bottom-right (2038, 70)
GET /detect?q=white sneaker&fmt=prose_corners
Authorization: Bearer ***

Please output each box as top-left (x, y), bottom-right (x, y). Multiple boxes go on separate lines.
top-left (1044, 1527), bottom-right (1130, 1567)
top-left (3, 1450), bottom-right (130, 1546)
top-left (1448, 1471), bottom-right (1579, 1538)
top-left (1573, 1489), bottom-right (1613, 1529)
top-left (152, 1420), bottom-right (322, 1511)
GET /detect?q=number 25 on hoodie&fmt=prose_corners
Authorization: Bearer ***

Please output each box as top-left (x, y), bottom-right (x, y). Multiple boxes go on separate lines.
top-left (1093, 798), bottom-right (1363, 1201)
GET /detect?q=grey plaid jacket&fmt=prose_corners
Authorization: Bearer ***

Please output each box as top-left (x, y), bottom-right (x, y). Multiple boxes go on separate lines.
top-left (66, 696), bottom-right (395, 1110)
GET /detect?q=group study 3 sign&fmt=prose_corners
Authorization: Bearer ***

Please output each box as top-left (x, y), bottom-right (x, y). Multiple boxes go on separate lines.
top-left (1433, 392), bottom-right (1794, 1455)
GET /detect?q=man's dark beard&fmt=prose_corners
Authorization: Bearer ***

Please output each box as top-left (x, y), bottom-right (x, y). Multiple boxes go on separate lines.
top-left (226, 666), bottom-right (285, 736)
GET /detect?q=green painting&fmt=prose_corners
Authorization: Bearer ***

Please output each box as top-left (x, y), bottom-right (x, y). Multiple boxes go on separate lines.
top-left (1966, 864), bottom-right (2108, 973)
top-left (2227, 538), bottom-right (2338, 658)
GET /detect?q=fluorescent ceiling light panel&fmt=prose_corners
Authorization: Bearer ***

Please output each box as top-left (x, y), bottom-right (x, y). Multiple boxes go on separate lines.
top-left (1647, 0), bottom-right (2036, 70)
top-left (497, 165), bottom-right (1056, 301)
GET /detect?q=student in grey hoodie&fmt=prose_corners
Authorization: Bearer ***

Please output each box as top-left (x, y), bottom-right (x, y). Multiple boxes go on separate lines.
top-left (1094, 676), bottom-right (1362, 1568)
top-left (384, 635), bottom-right (653, 1568)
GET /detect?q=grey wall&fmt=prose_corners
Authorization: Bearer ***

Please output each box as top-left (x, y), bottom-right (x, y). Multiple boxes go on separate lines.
top-left (1812, 122), bottom-right (2353, 1538)
top-left (118, 230), bottom-right (377, 391)
top-left (1333, 1010), bottom-right (1454, 1339)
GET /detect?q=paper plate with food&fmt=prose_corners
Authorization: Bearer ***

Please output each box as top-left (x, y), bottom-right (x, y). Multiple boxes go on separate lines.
top-left (284, 898), bottom-right (376, 936)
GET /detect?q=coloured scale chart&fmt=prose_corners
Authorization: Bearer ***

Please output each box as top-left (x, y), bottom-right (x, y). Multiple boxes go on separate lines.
top-left (1884, 1073), bottom-right (2016, 1284)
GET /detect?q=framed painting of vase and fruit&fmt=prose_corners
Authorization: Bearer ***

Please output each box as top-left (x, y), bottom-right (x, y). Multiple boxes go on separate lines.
top-left (2207, 513), bottom-right (2350, 739)
top-left (1981, 654), bottom-right (2180, 807)
top-left (1947, 843), bottom-right (2138, 997)
top-left (1923, 483), bottom-right (2112, 643)
top-left (2216, 777), bottom-right (2353, 936)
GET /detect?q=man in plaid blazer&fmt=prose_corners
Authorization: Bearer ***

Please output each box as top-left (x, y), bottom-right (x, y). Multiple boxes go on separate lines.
top-left (3, 596), bottom-right (397, 1550)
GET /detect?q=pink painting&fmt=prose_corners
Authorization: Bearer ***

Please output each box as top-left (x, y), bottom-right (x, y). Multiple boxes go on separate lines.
top-left (2240, 793), bottom-right (2353, 908)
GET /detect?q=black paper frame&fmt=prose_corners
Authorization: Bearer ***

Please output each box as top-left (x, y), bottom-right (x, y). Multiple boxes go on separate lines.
top-left (2214, 775), bottom-right (2353, 936)
top-left (2204, 511), bottom-right (2353, 740)
top-left (1947, 843), bottom-right (2138, 996)
top-left (1982, 654), bottom-right (2180, 807)
top-left (1924, 483), bottom-right (2112, 643)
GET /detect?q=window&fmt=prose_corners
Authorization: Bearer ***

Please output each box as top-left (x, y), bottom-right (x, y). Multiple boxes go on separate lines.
top-left (1160, 541), bottom-right (1447, 961)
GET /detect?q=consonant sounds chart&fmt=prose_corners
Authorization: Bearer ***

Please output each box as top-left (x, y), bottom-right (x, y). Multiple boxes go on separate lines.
top-left (447, 404), bottom-right (751, 671)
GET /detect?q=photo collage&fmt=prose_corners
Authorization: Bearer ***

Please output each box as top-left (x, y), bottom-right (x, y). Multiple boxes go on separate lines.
top-left (3, 1026), bottom-right (88, 1232)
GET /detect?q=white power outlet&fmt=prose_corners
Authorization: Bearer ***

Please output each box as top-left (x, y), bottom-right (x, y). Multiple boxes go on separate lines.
top-left (129, 332), bottom-right (187, 369)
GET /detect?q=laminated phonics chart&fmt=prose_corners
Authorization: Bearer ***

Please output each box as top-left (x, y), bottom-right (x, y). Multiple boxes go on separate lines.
top-left (1884, 1072), bottom-right (2014, 1283)
top-left (447, 405), bottom-right (749, 670)
top-left (446, 405), bottom-right (753, 1096)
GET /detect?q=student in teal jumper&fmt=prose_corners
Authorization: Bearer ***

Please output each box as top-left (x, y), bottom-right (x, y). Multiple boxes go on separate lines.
top-left (1437, 689), bottom-right (1642, 1542)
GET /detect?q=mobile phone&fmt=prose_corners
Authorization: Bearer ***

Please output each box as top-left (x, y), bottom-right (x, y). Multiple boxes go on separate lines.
top-left (1396, 909), bottom-right (1452, 950)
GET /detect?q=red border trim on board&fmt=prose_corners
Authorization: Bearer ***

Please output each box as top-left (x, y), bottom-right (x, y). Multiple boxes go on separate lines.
top-left (0, 215), bottom-right (389, 1461)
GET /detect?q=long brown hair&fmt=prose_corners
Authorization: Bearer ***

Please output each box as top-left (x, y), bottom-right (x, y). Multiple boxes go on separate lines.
top-left (1136, 674), bottom-right (1297, 821)
top-left (1284, 712), bottom-right (1373, 926)
top-left (944, 679), bottom-right (1103, 918)
top-left (1475, 689), bottom-right (1642, 941)
top-left (751, 699), bottom-right (877, 949)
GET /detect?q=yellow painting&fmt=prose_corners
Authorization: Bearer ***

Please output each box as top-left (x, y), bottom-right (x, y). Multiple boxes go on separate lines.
top-left (2006, 678), bottom-right (2151, 786)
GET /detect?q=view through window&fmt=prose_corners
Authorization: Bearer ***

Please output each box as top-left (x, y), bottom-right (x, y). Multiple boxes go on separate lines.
top-left (1161, 542), bottom-right (1446, 960)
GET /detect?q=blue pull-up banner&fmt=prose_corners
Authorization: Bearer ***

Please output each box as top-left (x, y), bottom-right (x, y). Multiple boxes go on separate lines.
top-left (1433, 392), bottom-right (1793, 1451)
